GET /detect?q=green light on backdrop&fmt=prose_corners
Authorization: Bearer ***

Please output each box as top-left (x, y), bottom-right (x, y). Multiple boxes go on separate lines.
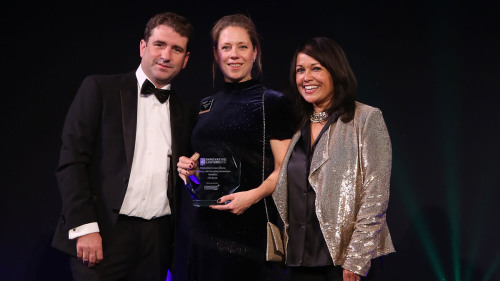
top-left (392, 157), bottom-right (447, 281)
top-left (463, 179), bottom-right (491, 281)
top-left (481, 253), bottom-right (500, 281)
top-left (433, 0), bottom-right (461, 280)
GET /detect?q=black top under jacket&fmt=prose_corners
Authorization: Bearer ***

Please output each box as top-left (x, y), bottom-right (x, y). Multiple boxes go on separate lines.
top-left (287, 114), bottom-right (338, 267)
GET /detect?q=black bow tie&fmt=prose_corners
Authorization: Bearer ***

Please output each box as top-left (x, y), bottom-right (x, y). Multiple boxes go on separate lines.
top-left (140, 79), bottom-right (171, 104)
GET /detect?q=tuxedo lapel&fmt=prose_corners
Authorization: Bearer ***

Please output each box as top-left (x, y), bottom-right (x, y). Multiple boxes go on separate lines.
top-left (120, 73), bottom-right (138, 174)
top-left (169, 91), bottom-right (184, 190)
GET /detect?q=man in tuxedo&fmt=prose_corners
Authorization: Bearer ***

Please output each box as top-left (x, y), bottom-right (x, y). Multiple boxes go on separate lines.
top-left (52, 12), bottom-right (195, 281)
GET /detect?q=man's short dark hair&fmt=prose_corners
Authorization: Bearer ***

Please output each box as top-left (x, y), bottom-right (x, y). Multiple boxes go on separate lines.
top-left (144, 12), bottom-right (193, 52)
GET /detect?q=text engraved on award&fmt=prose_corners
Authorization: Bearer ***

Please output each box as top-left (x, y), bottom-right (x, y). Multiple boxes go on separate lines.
top-left (184, 146), bottom-right (241, 207)
top-left (201, 158), bottom-right (229, 191)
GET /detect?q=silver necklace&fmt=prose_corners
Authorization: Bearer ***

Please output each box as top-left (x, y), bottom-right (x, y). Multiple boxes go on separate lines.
top-left (310, 111), bottom-right (329, 123)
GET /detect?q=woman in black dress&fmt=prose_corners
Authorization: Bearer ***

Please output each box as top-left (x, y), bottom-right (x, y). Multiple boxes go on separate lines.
top-left (177, 14), bottom-right (294, 281)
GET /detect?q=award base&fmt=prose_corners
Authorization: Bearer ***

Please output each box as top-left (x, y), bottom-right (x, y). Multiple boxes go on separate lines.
top-left (193, 200), bottom-right (224, 207)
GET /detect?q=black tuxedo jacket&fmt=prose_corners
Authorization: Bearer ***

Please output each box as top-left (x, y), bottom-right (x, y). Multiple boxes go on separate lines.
top-left (52, 72), bottom-right (195, 267)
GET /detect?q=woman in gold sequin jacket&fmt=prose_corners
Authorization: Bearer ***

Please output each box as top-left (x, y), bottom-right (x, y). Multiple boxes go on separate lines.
top-left (272, 37), bottom-right (395, 281)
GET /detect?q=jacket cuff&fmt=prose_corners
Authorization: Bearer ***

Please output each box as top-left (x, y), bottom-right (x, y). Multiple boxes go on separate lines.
top-left (342, 257), bottom-right (371, 277)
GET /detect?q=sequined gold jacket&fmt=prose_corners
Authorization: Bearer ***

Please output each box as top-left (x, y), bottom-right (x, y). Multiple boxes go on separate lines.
top-left (273, 102), bottom-right (395, 276)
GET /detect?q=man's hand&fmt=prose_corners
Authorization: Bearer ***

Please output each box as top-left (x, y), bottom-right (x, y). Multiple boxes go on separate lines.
top-left (343, 269), bottom-right (361, 281)
top-left (76, 232), bottom-right (103, 268)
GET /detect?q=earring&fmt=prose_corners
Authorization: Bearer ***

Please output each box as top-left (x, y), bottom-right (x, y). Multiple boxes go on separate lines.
top-left (253, 58), bottom-right (256, 62)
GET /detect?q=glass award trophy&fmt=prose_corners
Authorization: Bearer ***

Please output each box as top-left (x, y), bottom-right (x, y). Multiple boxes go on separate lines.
top-left (184, 145), bottom-right (241, 207)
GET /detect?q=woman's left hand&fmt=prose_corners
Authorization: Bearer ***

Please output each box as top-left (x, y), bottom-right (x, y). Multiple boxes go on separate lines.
top-left (209, 190), bottom-right (258, 215)
top-left (343, 269), bottom-right (361, 281)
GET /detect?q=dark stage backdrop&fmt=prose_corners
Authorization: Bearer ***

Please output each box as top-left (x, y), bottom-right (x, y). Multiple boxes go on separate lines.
top-left (2, 0), bottom-right (499, 280)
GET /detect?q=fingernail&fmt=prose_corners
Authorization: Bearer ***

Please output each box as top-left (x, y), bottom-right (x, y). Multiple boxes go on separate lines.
top-left (189, 165), bottom-right (192, 168)
top-left (217, 198), bottom-right (222, 203)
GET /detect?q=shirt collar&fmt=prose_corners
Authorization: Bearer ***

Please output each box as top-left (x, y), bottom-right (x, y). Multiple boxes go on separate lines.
top-left (136, 65), bottom-right (171, 91)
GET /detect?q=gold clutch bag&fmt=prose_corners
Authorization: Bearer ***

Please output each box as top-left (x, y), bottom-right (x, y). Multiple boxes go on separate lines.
top-left (266, 221), bottom-right (284, 262)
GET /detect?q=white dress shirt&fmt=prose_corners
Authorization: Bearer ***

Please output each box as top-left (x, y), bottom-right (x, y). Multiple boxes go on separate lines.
top-left (69, 66), bottom-right (172, 239)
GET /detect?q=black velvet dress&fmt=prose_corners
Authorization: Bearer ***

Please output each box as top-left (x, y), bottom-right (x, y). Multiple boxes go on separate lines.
top-left (187, 79), bottom-right (294, 281)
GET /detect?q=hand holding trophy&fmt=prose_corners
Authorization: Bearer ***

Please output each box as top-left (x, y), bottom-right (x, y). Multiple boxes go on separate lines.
top-left (178, 152), bottom-right (200, 184)
top-left (178, 144), bottom-right (241, 207)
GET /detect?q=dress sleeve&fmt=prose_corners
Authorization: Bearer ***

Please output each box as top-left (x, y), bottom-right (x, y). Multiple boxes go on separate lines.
top-left (265, 90), bottom-right (295, 140)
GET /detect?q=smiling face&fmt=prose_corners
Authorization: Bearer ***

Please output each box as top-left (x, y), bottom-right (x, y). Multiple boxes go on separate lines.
top-left (214, 26), bottom-right (257, 83)
top-left (140, 24), bottom-right (190, 88)
top-left (295, 52), bottom-right (335, 112)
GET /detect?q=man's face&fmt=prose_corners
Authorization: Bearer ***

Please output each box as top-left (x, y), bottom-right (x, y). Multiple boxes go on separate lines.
top-left (140, 25), bottom-right (190, 88)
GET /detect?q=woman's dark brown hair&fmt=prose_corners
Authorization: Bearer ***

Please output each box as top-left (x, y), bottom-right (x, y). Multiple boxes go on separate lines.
top-left (211, 14), bottom-right (262, 82)
top-left (289, 37), bottom-right (357, 127)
